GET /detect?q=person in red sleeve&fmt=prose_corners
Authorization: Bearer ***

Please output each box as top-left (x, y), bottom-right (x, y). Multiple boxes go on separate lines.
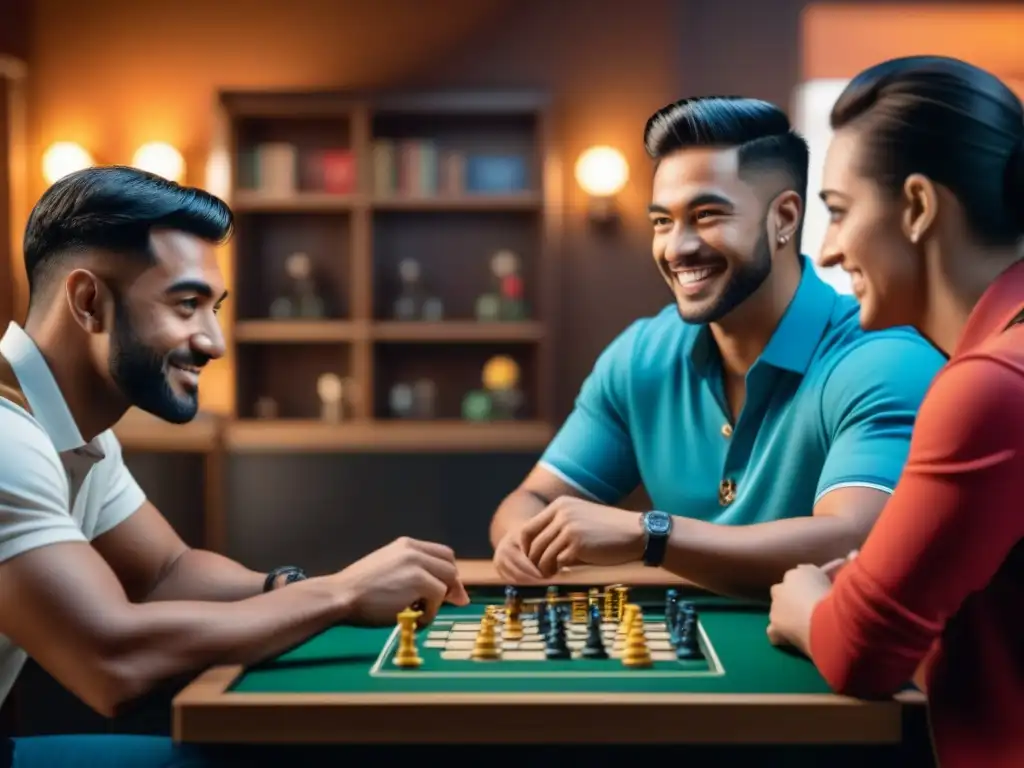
top-left (766, 55), bottom-right (1024, 768)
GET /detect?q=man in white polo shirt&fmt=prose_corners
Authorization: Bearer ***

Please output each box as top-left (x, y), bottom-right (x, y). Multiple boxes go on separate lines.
top-left (0, 166), bottom-right (468, 767)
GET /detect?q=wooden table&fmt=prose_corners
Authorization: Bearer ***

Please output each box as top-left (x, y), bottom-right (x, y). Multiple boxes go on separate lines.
top-left (173, 560), bottom-right (924, 747)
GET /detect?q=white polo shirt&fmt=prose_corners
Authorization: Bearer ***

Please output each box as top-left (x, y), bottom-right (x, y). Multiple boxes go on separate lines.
top-left (0, 321), bottom-right (146, 707)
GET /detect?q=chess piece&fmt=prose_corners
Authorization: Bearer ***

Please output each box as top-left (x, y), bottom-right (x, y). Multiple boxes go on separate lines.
top-left (621, 610), bottom-right (653, 668)
top-left (602, 585), bottom-right (619, 620)
top-left (613, 586), bottom-right (630, 621)
top-left (581, 604), bottom-right (609, 660)
top-left (676, 615), bottom-right (703, 660)
top-left (535, 602), bottom-right (551, 637)
top-left (269, 252), bottom-right (326, 318)
top-left (472, 614), bottom-right (501, 661)
top-left (616, 603), bottom-right (638, 647)
top-left (411, 379), bottom-right (437, 419)
top-left (317, 373), bottom-right (344, 423)
top-left (392, 607), bottom-right (423, 668)
top-left (254, 396), bottom-right (278, 420)
top-left (544, 612), bottom-right (571, 660)
top-left (569, 592), bottom-right (588, 624)
top-left (389, 383), bottom-right (414, 418)
top-left (393, 258), bottom-right (424, 321)
top-left (665, 589), bottom-right (679, 629)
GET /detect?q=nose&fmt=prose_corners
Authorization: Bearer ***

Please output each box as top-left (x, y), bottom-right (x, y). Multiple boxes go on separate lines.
top-left (192, 319), bottom-right (226, 362)
top-left (817, 235), bottom-right (843, 270)
top-left (665, 222), bottom-right (702, 263)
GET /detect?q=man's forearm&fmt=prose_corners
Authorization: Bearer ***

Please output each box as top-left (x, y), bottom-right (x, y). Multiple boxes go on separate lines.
top-left (663, 515), bottom-right (865, 601)
top-left (105, 576), bottom-right (346, 712)
top-left (144, 548), bottom-right (266, 602)
top-left (489, 489), bottom-right (547, 546)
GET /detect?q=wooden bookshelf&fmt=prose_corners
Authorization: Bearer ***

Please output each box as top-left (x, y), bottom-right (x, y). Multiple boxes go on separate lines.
top-left (215, 88), bottom-right (560, 451)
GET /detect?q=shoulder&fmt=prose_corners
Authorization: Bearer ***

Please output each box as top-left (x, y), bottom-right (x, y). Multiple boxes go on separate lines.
top-left (0, 399), bottom-right (66, 489)
top-left (816, 320), bottom-right (946, 411)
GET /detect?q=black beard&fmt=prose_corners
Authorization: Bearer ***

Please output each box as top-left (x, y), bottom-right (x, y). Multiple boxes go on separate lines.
top-left (675, 225), bottom-right (773, 325)
top-left (108, 300), bottom-right (201, 424)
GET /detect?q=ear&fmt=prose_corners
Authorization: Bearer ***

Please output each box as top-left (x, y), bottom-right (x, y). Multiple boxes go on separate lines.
top-left (770, 190), bottom-right (803, 250)
top-left (64, 269), bottom-right (113, 334)
top-left (901, 173), bottom-right (938, 245)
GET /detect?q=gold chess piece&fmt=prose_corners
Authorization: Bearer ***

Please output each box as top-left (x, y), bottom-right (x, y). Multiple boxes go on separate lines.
top-left (392, 607), bottom-right (423, 668)
top-left (621, 608), bottom-right (653, 668)
top-left (570, 592), bottom-right (588, 624)
top-left (613, 586), bottom-right (629, 620)
top-left (615, 603), bottom-right (638, 648)
top-left (472, 613), bottom-right (501, 660)
top-left (503, 599), bottom-right (524, 641)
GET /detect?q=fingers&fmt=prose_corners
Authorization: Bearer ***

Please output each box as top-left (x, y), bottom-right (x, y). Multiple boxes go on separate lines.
top-left (400, 537), bottom-right (457, 563)
top-left (405, 545), bottom-right (466, 605)
top-left (536, 528), bottom-right (572, 577)
top-left (766, 623), bottom-right (788, 646)
top-left (495, 539), bottom-right (544, 584)
top-left (525, 511), bottom-right (562, 563)
top-left (446, 580), bottom-right (471, 606)
top-left (518, 505), bottom-right (557, 552)
top-left (411, 570), bottom-right (449, 626)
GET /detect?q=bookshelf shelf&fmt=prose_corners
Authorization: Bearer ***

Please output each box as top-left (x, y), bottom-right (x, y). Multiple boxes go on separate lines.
top-left (370, 193), bottom-right (542, 211)
top-left (113, 409), bottom-right (221, 452)
top-left (372, 320), bottom-right (544, 343)
top-left (234, 319), bottom-right (368, 343)
top-left (232, 192), bottom-right (367, 213)
top-left (225, 419), bottom-right (553, 453)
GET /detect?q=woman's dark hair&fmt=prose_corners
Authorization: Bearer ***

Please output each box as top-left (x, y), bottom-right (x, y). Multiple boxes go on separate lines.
top-left (23, 165), bottom-right (233, 303)
top-left (830, 55), bottom-right (1024, 246)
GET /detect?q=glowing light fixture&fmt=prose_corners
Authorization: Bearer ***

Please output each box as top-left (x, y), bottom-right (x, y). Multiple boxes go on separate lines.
top-left (42, 142), bottom-right (94, 185)
top-left (132, 141), bottom-right (185, 182)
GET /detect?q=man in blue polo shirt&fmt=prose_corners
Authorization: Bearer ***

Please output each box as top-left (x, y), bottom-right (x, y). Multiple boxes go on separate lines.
top-left (489, 96), bottom-right (946, 600)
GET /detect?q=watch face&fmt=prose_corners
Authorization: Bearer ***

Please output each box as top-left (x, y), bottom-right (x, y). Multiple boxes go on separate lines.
top-left (646, 512), bottom-right (671, 534)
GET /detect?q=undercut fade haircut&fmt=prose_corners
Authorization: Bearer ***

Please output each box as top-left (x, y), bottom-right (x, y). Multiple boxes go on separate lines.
top-left (644, 96), bottom-right (810, 245)
top-left (23, 165), bottom-right (233, 306)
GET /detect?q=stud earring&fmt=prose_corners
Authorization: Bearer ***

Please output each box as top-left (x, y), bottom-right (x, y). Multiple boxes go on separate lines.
top-left (778, 235), bottom-right (789, 246)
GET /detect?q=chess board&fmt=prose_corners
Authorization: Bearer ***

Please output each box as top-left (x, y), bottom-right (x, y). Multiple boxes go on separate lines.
top-left (370, 609), bottom-right (725, 678)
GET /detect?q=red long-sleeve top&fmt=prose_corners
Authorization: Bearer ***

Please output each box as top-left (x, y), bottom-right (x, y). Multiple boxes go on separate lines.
top-left (810, 260), bottom-right (1024, 768)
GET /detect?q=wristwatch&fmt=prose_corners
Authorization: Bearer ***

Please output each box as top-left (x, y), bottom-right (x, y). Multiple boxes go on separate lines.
top-left (640, 511), bottom-right (673, 566)
top-left (263, 565), bottom-right (308, 592)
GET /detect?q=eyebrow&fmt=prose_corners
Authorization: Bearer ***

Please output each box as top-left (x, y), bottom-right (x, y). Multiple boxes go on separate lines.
top-left (166, 279), bottom-right (229, 304)
top-left (818, 189), bottom-right (851, 203)
top-left (648, 192), bottom-right (735, 215)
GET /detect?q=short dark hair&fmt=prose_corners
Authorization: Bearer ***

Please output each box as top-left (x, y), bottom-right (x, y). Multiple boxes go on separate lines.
top-left (23, 165), bottom-right (233, 304)
top-left (643, 96), bottom-right (810, 234)
top-left (830, 55), bottom-right (1024, 246)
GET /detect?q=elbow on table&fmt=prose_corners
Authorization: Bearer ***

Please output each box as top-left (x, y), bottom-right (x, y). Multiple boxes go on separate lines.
top-left (820, 653), bottom-right (909, 701)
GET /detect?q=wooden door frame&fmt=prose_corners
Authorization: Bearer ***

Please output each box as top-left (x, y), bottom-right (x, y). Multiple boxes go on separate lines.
top-left (0, 56), bottom-right (27, 328)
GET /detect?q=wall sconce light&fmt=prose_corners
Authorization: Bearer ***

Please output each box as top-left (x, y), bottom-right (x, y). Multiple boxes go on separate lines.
top-left (132, 142), bottom-right (185, 182)
top-left (42, 142), bottom-right (94, 185)
top-left (575, 145), bottom-right (629, 226)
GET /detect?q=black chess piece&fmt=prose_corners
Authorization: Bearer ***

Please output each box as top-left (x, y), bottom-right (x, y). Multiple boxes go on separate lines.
top-left (536, 603), bottom-right (551, 636)
top-left (581, 605), bottom-right (608, 659)
top-left (665, 589), bottom-right (679, 628)
top-left (676, 616), bottom-right (703, 660)
top-left (545, 612), bottom-right (571, 660)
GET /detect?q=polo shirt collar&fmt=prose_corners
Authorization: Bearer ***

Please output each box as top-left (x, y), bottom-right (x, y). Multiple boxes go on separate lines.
top-left (954, 259), bottom-right (1024, 357)
top-left (0, 322), bottom-right (105, 460)
top-left (685, 256), bottom-right (837, 375)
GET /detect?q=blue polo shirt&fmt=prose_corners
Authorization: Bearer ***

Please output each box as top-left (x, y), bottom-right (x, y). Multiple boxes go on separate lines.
top-left (540, 259), bottom-right (946, 524)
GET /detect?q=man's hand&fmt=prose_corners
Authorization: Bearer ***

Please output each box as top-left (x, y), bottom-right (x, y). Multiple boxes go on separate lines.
top-left (518, 497), bottom-right (644, 577)
top-left (329, 537), bottom-right (470, 627)
top-left (493, 528), bottom-right (545, 584)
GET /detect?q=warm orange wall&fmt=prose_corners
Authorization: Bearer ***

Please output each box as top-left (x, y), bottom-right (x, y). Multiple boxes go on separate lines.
top-left (801, 3), bottom-right (1024, 80)
top-left (23, 0), bottom-right (681, 417)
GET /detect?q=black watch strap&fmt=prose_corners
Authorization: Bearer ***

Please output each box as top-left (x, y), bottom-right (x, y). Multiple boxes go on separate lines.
top-left (263, 566), bottom-right (308, 593)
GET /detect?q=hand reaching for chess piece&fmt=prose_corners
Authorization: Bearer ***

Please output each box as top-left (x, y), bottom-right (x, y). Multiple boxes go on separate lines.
top-left (518, 497), bottom-right (645, 578)
top-left (328, 537), bottom-right (470, 628)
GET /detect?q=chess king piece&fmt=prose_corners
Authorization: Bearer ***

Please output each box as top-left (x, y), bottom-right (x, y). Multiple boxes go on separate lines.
top-left (317, 373), bottom-right (345, 423)
top-left (482, 355), bottom-right (523, 420)
top-left (269, 252), bottom-right (326, 318)
top-left (393, 607), bottom-right (423, 668)
top-left (393, 258), bottom-right (425, 321)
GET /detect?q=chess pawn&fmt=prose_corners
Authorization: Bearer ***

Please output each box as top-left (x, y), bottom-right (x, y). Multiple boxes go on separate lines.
top-left (317, 373), bottom-right (344, 423)
top-left (621, 613), bottom-right (653, 668)
top-left (393, 258), bottom-right (424, 321)
top-left (616, 603), bottom-right (638, 647)
top-left (544, 613), bottom-right (571, 660)
top-left (581, 613), bottom-right (609, 660)
top-left (472, 616), bottom-right (501, 661)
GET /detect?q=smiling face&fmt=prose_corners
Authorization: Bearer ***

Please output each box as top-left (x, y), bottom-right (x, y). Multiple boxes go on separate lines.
top-left (817, 128), bottom-right (925, 331)
top-left (104, 230), bottom-right (228, 423)
top-left (649, 147), bottom-right (778, 324)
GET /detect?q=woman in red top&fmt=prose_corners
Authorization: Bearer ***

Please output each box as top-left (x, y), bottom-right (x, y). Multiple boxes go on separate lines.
top-left (767, 56), bottom-right (1024, 767)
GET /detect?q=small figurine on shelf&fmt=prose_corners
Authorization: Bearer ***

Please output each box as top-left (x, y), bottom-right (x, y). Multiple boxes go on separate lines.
top-left (475, 249), bottom-right (527, 321)
top-left (421, 295), bottom-right (444, 321)
top-left (410, 379), bottom-right (437, 419)
top-left (389, 382), bottom-right (415, 418)
top-left (317, 373), bottom-right (345, 424)
top-left (269, 252), bottom-right (326, 318)
top-left (461, 390), bottom-right (492, 421)
top-left (254, 396), bottom-right (278, 420)
top-left (484, 355), bottom-right (524, 419)
top-left (393, 258), bottom-right (424, 321)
